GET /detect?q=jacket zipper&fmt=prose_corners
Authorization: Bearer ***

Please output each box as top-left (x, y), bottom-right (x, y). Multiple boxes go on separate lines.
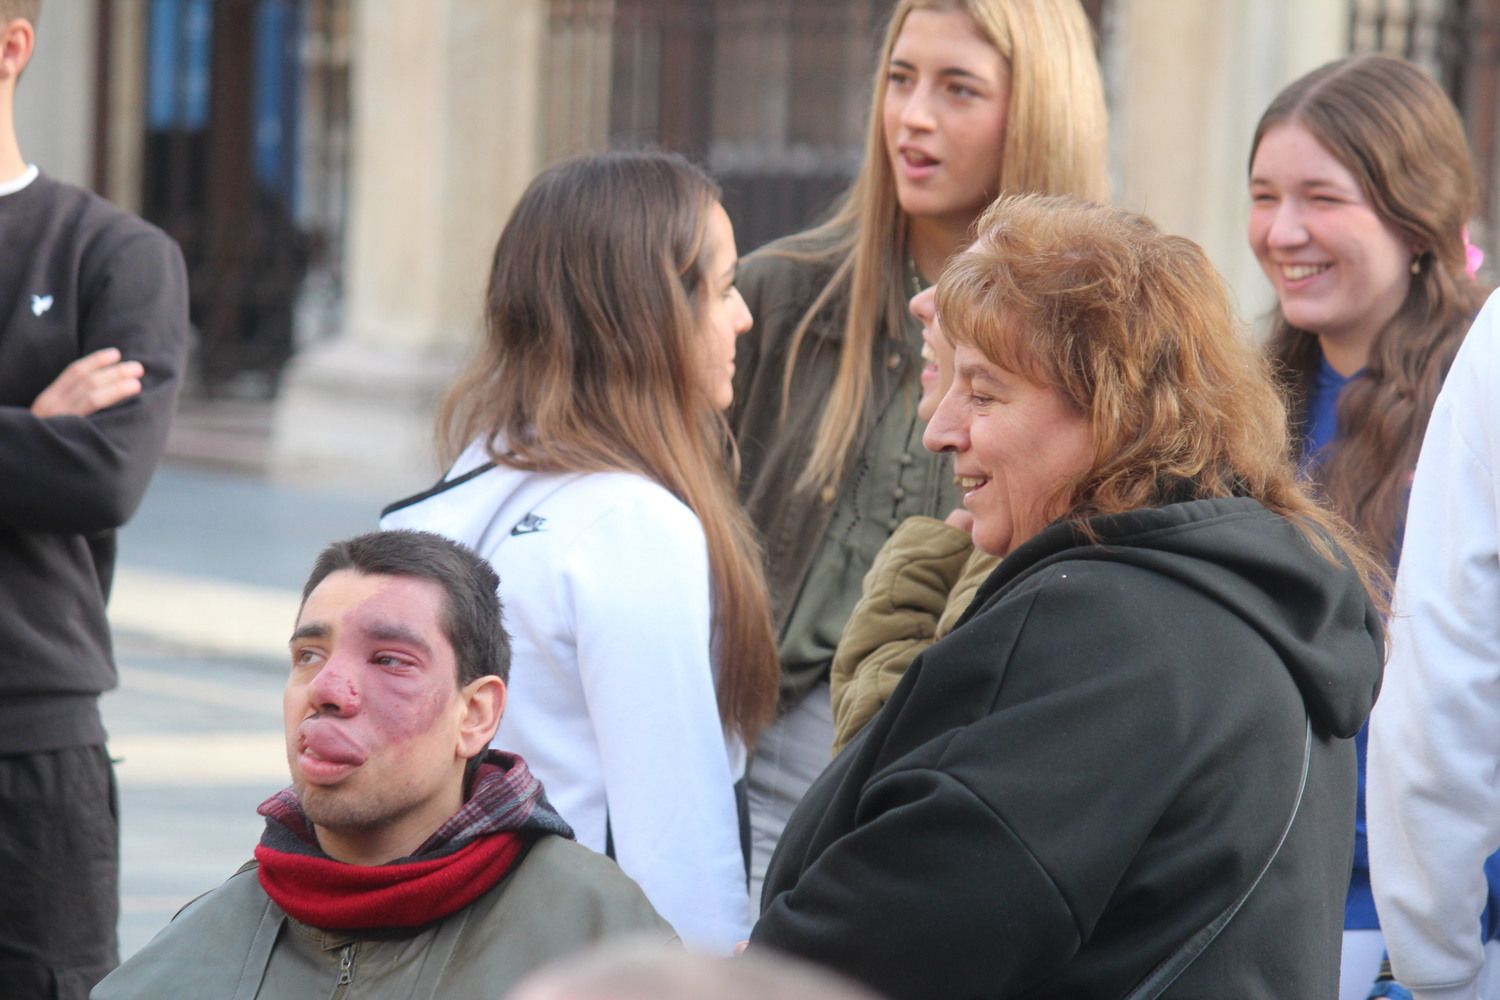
top-left (331, 942), bottom-right (357, 998)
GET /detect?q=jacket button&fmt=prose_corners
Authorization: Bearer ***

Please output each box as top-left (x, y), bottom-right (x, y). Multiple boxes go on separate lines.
top-left (820, 485), bottom-right (837, 504)
top-left (899, 452), bottom-right (913, 466)
top-left (886, 353), bottom-right (903, 370)
top-left (887, 518), bottom-right (901, 530)
top-left (891, 487), bottom-right (906, 501)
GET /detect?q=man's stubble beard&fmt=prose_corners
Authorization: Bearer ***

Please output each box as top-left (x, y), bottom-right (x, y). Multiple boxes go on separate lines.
top-left (295, 780), bottom-right (398, 835)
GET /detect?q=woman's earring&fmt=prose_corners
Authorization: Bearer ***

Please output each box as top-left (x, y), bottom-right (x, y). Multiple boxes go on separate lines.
top-left (1410, 255), bottom-right (1422, 275)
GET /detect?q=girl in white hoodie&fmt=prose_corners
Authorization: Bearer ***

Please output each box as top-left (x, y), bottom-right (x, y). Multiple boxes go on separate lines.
top-left (383, 152), bottom-right (779, 954)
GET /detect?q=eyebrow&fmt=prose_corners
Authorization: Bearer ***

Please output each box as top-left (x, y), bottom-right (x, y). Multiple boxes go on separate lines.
top-left (362, 623), bottom-right (433, 657)
top-left (1302, 178), bottom-right (1356, 192)
top-left (889, 58), bottom-right (991, 85)
top-left (1249, 173), bottom-right (1355, 192)
top-left (289, 622), bottom-right (329, 646)
top-left (287, 620), bottom-right (433, 658)
top-left (957, 361), bottom-right (999, 383)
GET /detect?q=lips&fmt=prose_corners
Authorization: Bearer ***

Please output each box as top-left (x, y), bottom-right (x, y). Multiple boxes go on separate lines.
top-left (1279, 262), bottom-right (1332, 282)
top-left (918, 340), bottom-right (939, 387)
top-left (897, 144), bottom-right (941, 180)
top-left (296, 718), bottom-right (367, 781)
top-left (902, 145), bottom-right (938, 166)
top-left (955, 474), bottom-right (989, 499)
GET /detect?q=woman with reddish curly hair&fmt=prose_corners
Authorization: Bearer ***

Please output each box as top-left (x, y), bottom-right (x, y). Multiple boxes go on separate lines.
top-left (751, 193), bottom-right (1385, 999)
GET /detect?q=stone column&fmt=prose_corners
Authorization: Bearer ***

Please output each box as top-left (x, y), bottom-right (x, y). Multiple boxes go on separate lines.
top-left (271, 0), bottom-right (547, 497)
top-left (1107, 0), bottom-right (1345, 331)
top-left (102, 0), bottom-right (147, 213)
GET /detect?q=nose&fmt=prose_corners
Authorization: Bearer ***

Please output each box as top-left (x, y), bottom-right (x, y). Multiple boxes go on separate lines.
top-left (898, 83), bottom-right (936, 133)
top-left (731, 287), bottom-right (752, 336)
top-left (922, 382), bottom-right (967, 452)
top-left (909, 286), bottom-right (936, 327)
top-left (306, 654), bottom-right (361, 716)
top-left (1265, 200), bottom-right (1308, 250)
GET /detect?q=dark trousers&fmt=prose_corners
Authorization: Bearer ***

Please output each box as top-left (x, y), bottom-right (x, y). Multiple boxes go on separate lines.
top-left (0, 745), bottom-right (119, 999)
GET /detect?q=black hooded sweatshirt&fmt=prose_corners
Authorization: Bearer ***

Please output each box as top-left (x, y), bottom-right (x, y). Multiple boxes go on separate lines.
top-left (752, 497), bottom-right (1384, 1000)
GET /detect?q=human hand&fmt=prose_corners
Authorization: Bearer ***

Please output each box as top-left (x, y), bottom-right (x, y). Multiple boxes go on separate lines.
top-left (31, 348), bottom-right (145, 418)
top-left (944, 507), bottom-right (974, 534)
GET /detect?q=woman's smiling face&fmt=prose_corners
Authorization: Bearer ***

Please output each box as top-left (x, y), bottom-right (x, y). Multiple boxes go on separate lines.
top-left (1248, 122), bottom-right (1414, 362)
top-left (922, 345), bottom-right (1094, 556)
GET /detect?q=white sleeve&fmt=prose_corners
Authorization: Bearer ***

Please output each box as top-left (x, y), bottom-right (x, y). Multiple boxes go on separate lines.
top-left (1370, 292), bottom-right (1500, 1000)
top-left (560, 496), bottom-right (750, 954)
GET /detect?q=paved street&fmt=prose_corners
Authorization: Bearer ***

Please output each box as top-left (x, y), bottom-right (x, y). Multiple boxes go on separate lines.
top-left (102, 461), bottom-right (385, 958)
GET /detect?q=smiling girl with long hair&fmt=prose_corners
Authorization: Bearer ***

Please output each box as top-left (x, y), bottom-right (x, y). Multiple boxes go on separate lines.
top-left (1247, 54), bottom-right (1492, 999)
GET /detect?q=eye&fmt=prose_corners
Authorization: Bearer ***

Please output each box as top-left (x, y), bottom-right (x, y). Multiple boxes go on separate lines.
top-left (947, 81), bottom-right (980, 99)
top-left (373, 652), bottom-right (419, 671)
top-left (887, 67), bottom-right (914, 88)
top-left (1249, 193), bottom-right (1277, 205)
top-left (291, 646), bottom-right (324, 669)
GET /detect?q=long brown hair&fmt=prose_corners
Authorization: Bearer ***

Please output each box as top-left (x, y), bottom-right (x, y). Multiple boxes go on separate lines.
top-left (771, 0), bottom-right (1109, 493)
top-left (1251, 54), bottom-right (1489, 560)
top-left (438, 151), bottom-right (779, 744)
top-left (938, 193), bottom-right (1389, 605)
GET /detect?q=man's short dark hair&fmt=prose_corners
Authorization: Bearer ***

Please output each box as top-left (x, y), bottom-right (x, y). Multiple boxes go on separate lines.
top-left (0, 1), bottom-right (40, 27)
top-left (301, 530), bottom-right (509, 686)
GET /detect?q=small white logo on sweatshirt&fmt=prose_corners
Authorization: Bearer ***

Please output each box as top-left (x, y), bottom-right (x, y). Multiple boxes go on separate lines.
top-left (31, 294), bottom-right (53, 317)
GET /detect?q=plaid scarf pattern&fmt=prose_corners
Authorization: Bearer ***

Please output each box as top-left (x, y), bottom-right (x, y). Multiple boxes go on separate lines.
top-left (254, 750), bottom-right (573, 929)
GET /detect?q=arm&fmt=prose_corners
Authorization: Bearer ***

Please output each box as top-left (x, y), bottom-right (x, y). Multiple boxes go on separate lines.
top-left (755, 763), bottom-right (1082, 998)
top-left (0, 229), bottom-right (188, 532)
top-left (30, 348), bottom-right (145, 419)
top-left (1369, 295), bottom-right (1500, 1000)
top-left (829, 516), bottom-right (973, 754)
top-left (565, 496), bottom-right (750, 955)
top-left (760, 565), bottom-right (1231, 998)
top-left (935, 539), bottom-right (999, 640)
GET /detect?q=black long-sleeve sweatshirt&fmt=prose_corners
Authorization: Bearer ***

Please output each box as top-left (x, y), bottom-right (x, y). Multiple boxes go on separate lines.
top-left (0, 171), bottom-right (188, 752)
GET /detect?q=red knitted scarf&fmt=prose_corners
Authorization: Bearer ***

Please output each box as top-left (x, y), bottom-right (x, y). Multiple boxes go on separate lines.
top-left (253, 751), bottom-right (572, 930)
top-left (254, 830), bottom-right (525, 929)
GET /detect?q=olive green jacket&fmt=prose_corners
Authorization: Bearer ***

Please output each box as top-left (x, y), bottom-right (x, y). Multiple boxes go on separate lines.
top-left (733, 235), bottom-right (947, 702)
top-left (829, 516), bottom-right (999, 754)
top-left (731, 238), bottom-right (906, 630)
top-left (92, 836), bottom-right (676, 1000)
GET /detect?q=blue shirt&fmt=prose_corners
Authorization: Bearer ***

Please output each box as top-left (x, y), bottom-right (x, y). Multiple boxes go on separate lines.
top-left (1303, 353), bottom-right (1356, 469)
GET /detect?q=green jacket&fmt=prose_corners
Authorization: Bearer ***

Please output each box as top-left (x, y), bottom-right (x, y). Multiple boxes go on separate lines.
top-left (731, 237), bottom-right (904, 633)
top-left (829, 516), bottom-right (999, 754)
top-left (733, 235), bottom-right (954, 701)
top-left (92, 836), bottom-right (676, 999)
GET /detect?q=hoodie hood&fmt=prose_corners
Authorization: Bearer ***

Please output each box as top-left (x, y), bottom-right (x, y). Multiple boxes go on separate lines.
top-left (971, 496), bottom-right (1384, 738)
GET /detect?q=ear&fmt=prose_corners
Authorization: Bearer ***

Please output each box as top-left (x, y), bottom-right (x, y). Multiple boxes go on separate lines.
top-left (455, 675), bottom-right (505, 759)
top-left (0, 18), bottom-right (35, 83)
